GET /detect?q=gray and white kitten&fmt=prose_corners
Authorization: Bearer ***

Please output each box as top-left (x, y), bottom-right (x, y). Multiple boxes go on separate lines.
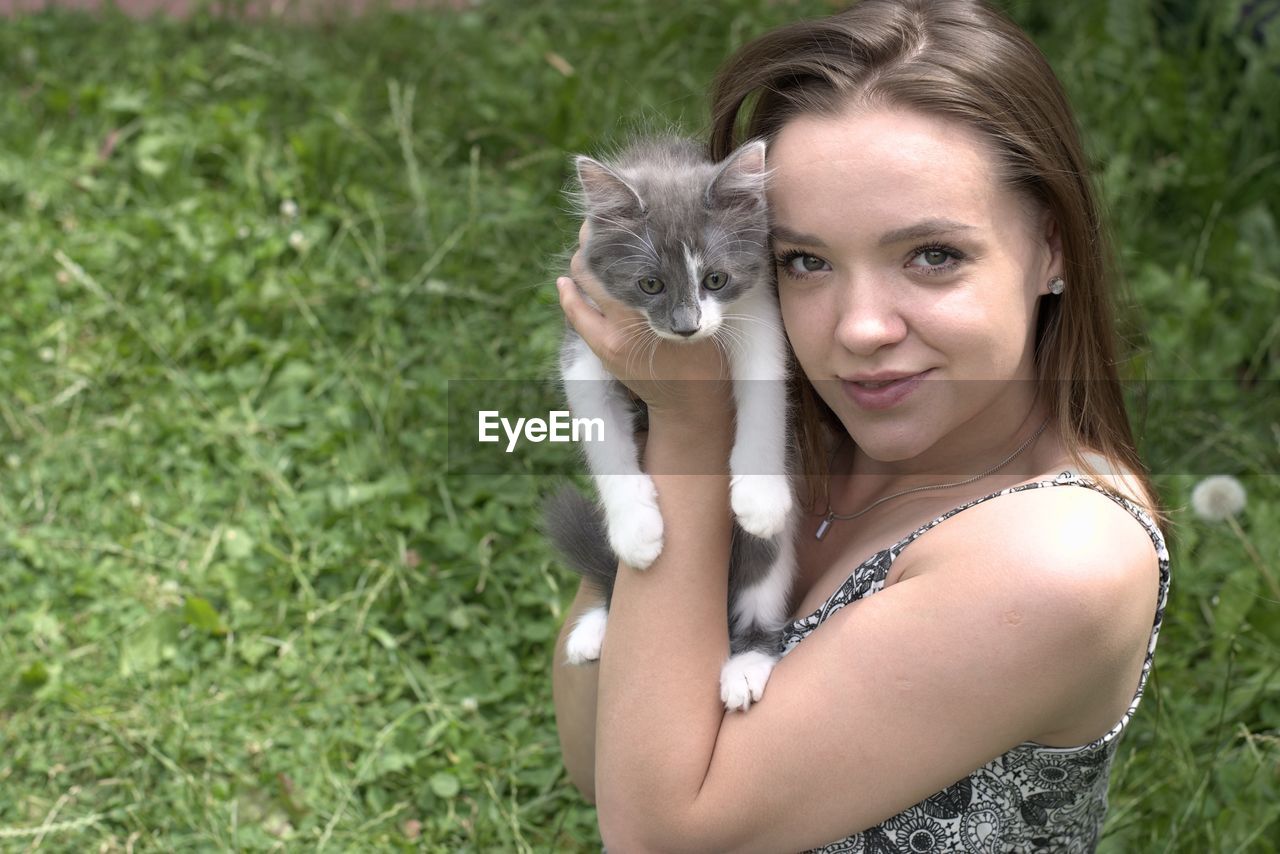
top-left (543, 135), bottom-right (798, 711)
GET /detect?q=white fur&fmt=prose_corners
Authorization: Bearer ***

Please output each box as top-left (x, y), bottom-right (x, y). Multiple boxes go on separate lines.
top-left (720, 650), bottom-right (779, 711)
top-left (596, 474), bottom-right (664, 569)
top-left (559, 145), bottom-right (797, 710)
top-left (684, 243), bottom-right (702, 302)
top-left (565, 605), bottom-right (609, 664)
top-left (559, 259), bottom-right (793, 566)
top-left (724, 287), bottom-right (793, 537)
top-left (562, 337), bottom-right (664, 569)
top-left (731, 513), bottom-right (798, 633)
top-left (698, 289), bottom-right (724, 337)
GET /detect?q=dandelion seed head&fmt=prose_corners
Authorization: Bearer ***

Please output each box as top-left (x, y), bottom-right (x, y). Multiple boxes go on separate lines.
top-left (460, 696), bottom-right (478, 713)
top-left (279, 198), bottom-right (299, 219)
top-left (288, 230), bottom-right (306, 251)
top-left (1191, 475), bottom-right (1246, 521)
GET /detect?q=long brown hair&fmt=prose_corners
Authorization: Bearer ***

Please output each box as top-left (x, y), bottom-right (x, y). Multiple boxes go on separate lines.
top-left (706, 0), bottom-right (1169, 533)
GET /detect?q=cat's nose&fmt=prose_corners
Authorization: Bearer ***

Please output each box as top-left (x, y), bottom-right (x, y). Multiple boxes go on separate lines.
top-left (671, 305), bottom-right (701, 337)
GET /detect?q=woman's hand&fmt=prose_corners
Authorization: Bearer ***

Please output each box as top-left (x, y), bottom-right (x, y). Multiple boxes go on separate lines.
top-left (556, 220), bottom-right (734, 431)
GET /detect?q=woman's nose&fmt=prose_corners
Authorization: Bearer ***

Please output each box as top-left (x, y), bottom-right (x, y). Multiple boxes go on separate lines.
top-left (833, 276), bottom-right (908, 356)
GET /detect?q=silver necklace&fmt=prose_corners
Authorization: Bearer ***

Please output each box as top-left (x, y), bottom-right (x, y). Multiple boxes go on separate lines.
top-left (814, 417), bottom-right (1050, 540)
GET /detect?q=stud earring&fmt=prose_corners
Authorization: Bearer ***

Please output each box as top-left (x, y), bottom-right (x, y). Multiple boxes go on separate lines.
top-left (1048, 276), bottom-right (1065, 295)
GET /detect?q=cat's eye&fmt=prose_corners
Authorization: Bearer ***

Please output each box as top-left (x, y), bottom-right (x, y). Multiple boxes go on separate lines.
top-left (637, 276), bottom-right (665, 294)
top-left (702, 271), bottom-right (729, 290)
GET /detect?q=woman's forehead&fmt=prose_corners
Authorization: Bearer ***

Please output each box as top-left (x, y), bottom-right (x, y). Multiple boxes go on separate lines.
top-left (766, 107), bottom-right (1016, 238)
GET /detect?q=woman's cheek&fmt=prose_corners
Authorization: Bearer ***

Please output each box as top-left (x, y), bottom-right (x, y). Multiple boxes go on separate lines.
top-left (780, 295), bottom-right (823, 372)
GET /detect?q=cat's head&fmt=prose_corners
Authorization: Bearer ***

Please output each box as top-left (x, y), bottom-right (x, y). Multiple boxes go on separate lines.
top-left (573, 137), bottom-right (771, 342)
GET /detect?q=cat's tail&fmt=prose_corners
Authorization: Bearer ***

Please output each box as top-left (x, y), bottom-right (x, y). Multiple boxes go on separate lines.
top-left (540, 483), bottom-right (617, 604)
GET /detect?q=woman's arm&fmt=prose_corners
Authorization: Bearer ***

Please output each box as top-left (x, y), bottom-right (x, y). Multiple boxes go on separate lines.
top-left (593, 418), bottom-right (735, 846)
top-left (552, 249), bottom-right (737, 843)
top-left (549, 434), bottom-right (734, 827)
top-left (549, 418), bottom-right (723, 808)
top-left (551, 577), bottom-right (603, 804)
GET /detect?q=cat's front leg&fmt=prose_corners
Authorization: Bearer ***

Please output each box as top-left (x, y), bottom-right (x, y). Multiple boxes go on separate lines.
top-left (595, 473), bottom-right (664, 570)
top-left (729, 472), bottom-right (793, 540)
top-left (562, 338), bottom-right (665, 570)
top-left (722, 511), bottom-right (797, 710)
top-left (725, 300), bottom-right (793, 539)
top-left (565, 604), bottom-right (609, 664)
top-left (720, 650), bottom-right (781, 712)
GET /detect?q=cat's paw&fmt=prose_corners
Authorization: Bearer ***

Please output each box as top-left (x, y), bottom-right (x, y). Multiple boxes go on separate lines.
top-left (730, 474), bottom-right (793, 539)
top-left (720, 650), bottom-right (779, 712)
top-left (604, 477), bottom-right (664, 570)
top-left (565, 607), bottom-right (608, 665)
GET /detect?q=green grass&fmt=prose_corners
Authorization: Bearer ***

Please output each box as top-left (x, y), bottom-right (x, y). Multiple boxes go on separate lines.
top-left (0, 0), bottom-right (1277, 850)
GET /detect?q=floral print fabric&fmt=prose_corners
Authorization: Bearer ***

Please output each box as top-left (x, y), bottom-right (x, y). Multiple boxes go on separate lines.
top-left (785, 472), bottom-right (1171, 854)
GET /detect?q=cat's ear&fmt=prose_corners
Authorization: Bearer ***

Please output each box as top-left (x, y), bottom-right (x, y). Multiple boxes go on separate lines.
top-left (575, 156), bottom-right (646, 220)
top-left (705, 139), bottom-right (769, 211)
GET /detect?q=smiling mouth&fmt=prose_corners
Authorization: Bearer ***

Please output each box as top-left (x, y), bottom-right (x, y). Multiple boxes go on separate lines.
top-left (843, 370), bottom-right (930, 387)
top-left (839, 370), bottom-right (933, 410)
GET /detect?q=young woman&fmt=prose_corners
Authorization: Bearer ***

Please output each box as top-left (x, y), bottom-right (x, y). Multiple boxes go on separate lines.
top-left (552, 1), bottom-right (1170, 850)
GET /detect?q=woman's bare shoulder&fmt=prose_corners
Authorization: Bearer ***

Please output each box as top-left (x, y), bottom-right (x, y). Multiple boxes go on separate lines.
top-left (1070, 450), bottom-right (1158, 519)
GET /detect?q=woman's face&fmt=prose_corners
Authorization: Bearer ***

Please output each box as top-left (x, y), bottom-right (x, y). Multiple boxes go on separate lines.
top-left (768, 106), bottom-right (1062, 472)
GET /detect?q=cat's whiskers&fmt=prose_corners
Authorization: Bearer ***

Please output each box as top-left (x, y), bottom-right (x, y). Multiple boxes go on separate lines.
top-left (615, 322), bottom-right (656, 348)
top-left (590, 217), bottom-right (659, 263)
top-left (600, 253), bottom-right (655, 276)
top-left (618, 324), bottom-right (663, 391)
top-left (595, 241), bottom-right (654, 256)
top-left (719, 312), bottom-right (784, 339)
top-left (712, 322), bottom-right (749, 362)
top-left (702, 231), bottom-right (735, 258)
top-left (704, 231), bottom-right (766, 258)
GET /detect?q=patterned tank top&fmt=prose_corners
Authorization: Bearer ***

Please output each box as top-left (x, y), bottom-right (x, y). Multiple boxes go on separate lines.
top-left (784, 471), bottom-right (1171, 854)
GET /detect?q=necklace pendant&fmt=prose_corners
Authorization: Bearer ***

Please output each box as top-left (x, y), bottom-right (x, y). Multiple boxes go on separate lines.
top-left (815, 512), bottom-right (835, 541)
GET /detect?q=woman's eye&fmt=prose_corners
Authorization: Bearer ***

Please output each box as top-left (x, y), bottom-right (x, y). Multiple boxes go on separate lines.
top-left (775, 251), bottom-right (830, 278)
top-left (907, 245), bottom-right (965, 274)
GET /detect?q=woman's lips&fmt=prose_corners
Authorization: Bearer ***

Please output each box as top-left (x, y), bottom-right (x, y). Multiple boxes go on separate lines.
top-left (841, 369), bottom-right (933, 410)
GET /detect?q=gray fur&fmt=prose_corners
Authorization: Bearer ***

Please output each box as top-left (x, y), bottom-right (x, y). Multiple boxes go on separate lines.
top-left (727, 527), bottom-right (782, 599)
top-left (567, 134), bottom-right (772, 340)
top-left (543, 135), bottom-right (794, 674)
top-left (540, 483), bottom-right (616, 602)
top-left (542, 482), bottom-right (786, 648)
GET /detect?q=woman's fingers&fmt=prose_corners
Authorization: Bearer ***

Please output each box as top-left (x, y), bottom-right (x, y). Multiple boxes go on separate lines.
top-left (568, 247), bottom-right (609, 308)
top-left (556, 218), bottom-right (732, 418)
top-left (556, 276), bottom-right (611, 356)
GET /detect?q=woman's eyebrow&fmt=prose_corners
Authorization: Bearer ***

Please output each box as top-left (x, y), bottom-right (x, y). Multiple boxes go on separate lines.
top-left (878, 218), bottom-right (976, 246)
top-left (770, 218), bottom-right (977, 249)
top-left (770, 224), bottom-right (828, 247)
